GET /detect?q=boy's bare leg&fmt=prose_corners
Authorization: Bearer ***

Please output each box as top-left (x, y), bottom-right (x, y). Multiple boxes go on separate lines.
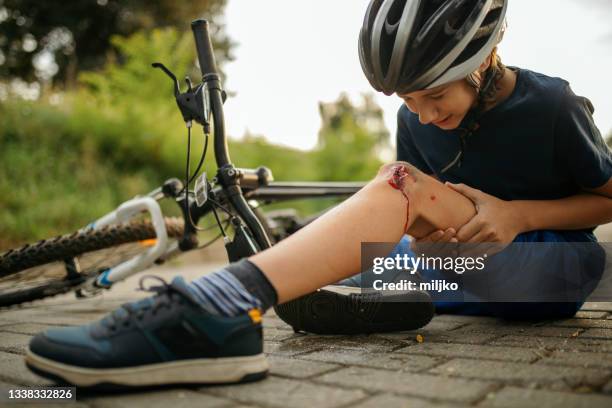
top-left (251, 161), bottom-right (476, 303)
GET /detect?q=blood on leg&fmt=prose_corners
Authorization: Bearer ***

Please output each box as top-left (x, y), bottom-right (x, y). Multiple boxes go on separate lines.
top-left (374, 161), bottom-right (477, 238)
top-left (387, 165), bottom-right (413, 233)
top-left (377, 162), bottom-right (420, 234)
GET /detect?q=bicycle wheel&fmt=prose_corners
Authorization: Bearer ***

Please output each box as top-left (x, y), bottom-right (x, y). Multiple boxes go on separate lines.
top-left (0, 218), bottom-right (184, 307)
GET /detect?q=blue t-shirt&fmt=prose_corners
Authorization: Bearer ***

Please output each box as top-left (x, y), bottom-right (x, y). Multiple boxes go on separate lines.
top-left (396, 67), bottom-right (612, 236)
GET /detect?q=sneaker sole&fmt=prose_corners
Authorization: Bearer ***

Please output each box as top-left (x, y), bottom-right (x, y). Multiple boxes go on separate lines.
top-left (25, 348), bottom-right (268, 388)
top-left (274, 287), bottom-right (434, 335)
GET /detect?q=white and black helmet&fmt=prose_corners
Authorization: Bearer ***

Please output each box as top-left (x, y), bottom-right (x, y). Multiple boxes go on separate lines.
top-left (359, 0), bottom-right (508, 95)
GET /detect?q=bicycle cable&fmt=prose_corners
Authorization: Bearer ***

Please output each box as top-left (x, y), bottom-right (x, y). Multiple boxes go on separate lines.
top-left (197, 229), bottom-right (226, 250)
top-left (210, 204), bottom-right (227, 238)
top-left (184, 123), bottom-right (207, 231)
top-left (180, 123), bottom-right (209, 197)
top-left (183, 122), bottom-right (234, 238)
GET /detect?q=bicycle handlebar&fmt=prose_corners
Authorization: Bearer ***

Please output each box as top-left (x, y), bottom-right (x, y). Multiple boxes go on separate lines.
top-left (191, 20), bottom-right (219, 78)
top-left (188, 19), bottom-right (272, 251)
top-left (191, 19), bottom-right (231, 167)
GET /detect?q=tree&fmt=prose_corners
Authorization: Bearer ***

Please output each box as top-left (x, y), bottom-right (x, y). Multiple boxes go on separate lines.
top-left (0, 0), bottom-right (232, 87)
top-left (314, 93), bottom-right (391, 181)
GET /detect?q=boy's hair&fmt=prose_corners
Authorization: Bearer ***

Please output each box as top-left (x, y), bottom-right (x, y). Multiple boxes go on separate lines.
top-left (466, 47), bottom-right (506, 114)
top-left (439, 48), bottom-right (506, 173)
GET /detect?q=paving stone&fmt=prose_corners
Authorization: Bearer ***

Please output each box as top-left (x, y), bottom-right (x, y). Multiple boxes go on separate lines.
top-left (456, 324), bottom-right (583, 338)
top-left (0, 332), bottom-right (31, 354)
top-left (264, 340), bottom-right (326, 357)
top-left (378, 329), bottom-right (501, 345)
top-left (433, 314), bottom-right (503, 325)
top-left (369, 316), bottom-right (498, 344)
top-left (417, 318), bottom-right (469, 331)
top-left (300, 348), bottom-right (440, 371)
top-left (0, 323), bottom-right (57, 336)
top-left (0, 309), bottom-right (104, 326)
top-left (537, 350), bottom-right (612, 369)
top-left (430, 358), bottom-right (609, 389)
top-left (480, 385), bottom-right (612, 408)
top-left (368, 329), bottom-right (423, 341)
top-left (411, 328), bottom-right (501, 344)
top-left (263, 327), bottom-right (305, 342)
top-left (45, 299), bottom-right (126, 314)
top-left (0, 351), bottom-right (53, 386)
top-left (86, 389), bottom-right (232, 408)
top-left (581, 302), bottom-right (612, 312)
top-left (574, 311), bottom-right (608, 319)
top-left (316, 367), bottom-right (494, 404)
top-left (204, 376), bottom-right (367, 408)
top-left (489, 334), bottom-right (612, 353)
top-left (0, 316), bottom-right (24, 325)
top-left (0, 318), bottom-right (20, 326)
top-left (552, 319), bottom-right (612, 329)
top-left (351, 393), bottom-right (459, 408)
top-left (13, 294), bottom-right (104, 308)
top-left (580, 328), bottom-right (612, 339)
top-left (398, 342), bottom-right (539, 363)
top-left (262, 316), bottom-right (293, 330)
top-left (0, 308), bottom-right (48, 320)
top-left (267, 355), bottom-right (340, 378)
top-left (281, 334), bottom-right (401, 353)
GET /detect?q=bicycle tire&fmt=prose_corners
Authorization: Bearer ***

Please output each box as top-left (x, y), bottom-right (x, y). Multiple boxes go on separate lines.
top-left (0, 218), bottom-right (184, 307)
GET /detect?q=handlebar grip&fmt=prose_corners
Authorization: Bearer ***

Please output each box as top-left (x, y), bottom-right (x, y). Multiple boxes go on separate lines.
top-left (191, 19), bottom-right (219, 78)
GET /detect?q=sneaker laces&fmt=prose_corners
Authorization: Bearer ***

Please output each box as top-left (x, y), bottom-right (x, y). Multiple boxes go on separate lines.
top-left (100, 276), bottom-right (187, 331)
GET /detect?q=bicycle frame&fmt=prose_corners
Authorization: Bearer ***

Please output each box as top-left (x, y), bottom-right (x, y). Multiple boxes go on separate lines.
top-left (85, 177), bottom-right (364, 288)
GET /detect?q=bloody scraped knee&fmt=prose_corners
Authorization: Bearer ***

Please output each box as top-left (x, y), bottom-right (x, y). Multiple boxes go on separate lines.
top-left (376, 162), bottom-right (416, 233)
top-left (376, 161), bottom-right (418, 192)
top-left (387, 164), bottom-right (414, 191)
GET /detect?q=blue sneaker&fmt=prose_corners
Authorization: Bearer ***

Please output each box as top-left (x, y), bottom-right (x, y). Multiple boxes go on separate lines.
top-left (25, 276), bottom-right (268, 388)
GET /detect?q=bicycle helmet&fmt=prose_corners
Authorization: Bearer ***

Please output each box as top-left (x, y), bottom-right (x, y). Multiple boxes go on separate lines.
top-left (359, 0), bottom-right (508, 95)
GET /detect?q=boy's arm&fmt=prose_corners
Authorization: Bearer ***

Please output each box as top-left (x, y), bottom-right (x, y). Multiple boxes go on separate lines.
top-left (512, 179), bottom-right (612, 232)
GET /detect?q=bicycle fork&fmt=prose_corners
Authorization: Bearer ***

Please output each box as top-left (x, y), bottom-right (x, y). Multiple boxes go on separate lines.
top-left (83, 197), bottom-right (170, 288)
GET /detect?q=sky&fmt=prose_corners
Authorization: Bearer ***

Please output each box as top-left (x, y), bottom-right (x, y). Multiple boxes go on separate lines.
top-left (222, 0), bottom-right (612, 151)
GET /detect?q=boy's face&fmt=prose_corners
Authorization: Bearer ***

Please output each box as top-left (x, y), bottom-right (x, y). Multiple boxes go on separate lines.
top-left (397, 78), bottom-right (477, 130)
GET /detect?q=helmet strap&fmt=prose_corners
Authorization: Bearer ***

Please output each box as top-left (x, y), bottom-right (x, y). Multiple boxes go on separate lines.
top-left (441, 52), bottom-right (506, 173)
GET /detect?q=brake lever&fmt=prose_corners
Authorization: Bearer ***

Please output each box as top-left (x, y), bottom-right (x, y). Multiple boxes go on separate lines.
top-left (152, 62), bottom-right (211, 133)
top-left (152, 62), bottom-right (181, 96)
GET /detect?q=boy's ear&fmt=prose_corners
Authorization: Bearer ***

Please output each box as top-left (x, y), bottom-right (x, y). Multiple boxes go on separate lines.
top-left (477, 48), bottom-right (496, 73)
top-left (477, 55), bottom-right (492, 73)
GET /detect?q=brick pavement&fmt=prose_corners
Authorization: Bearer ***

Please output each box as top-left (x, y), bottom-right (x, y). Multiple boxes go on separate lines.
top-left (0, 262), bottom-right (611, 407)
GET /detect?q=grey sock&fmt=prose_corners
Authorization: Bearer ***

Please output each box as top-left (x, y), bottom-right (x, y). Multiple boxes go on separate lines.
top-left (187, 268), bottom-right (263, 316)
top-left (226, 258), bottom-right (278, 312)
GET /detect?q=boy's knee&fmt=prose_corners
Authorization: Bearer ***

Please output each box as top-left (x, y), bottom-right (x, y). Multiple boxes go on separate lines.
top-left (375, 161), bottom-right (416, 178)
top-left (373, 161), bottom-right (421, 192)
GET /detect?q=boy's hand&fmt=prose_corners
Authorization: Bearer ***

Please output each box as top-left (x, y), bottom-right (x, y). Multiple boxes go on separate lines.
top-left (445, 182), bottom-right (521, 257)
top-left (410, 228), bottom-right (458, 258)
